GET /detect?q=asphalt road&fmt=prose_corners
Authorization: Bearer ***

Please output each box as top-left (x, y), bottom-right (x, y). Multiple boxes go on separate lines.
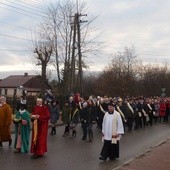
top-left (0, 122), bottom-right (170, 170)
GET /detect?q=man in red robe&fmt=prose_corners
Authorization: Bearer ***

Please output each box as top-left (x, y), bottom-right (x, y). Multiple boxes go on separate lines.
top-left (30, 98), bottom-right (50, 159)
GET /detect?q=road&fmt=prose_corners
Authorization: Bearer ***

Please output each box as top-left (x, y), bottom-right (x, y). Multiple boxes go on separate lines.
top-left (0, 122), bottom-right (170, 170)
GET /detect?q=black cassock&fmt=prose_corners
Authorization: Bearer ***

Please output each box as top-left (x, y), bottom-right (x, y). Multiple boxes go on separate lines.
top-left (100, 140), bottom-right (119, 160)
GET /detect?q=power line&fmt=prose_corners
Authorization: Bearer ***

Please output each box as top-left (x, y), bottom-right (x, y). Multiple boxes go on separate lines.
top-left (0, 5), bottom-right (40, 20)
top-left (29, 0), bottom-right (54, 7)
top-left (110, 42), bottom-right (170, 46)
top-left (7, 0), bottom-right (46, 15)
top-left (0, 33), bottom-right (33, 42)
top-left (0, 49), bottom-right (29, 52)
top-left (139, 53), bottom-right (170, 57)
top-left (0, 1), bottom-right (47, 18)
top-left (0, 32), bottom-right (48, 43)
top-left (22, 1), bottom-right (50, 11)
top-left (0, 20), bottom-right (32, 31)
top-left (17, 0), bottom-right (54, 12)
top-left (141, 58), bottom-right (170, 63)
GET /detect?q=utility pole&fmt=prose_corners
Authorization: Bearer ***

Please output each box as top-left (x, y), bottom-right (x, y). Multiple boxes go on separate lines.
top-left (70, 15), bottom-right (77, 92)
top-left (69, 12), bottom-right (87, 95)
top-left (76, 13), bottom-right (87, 96)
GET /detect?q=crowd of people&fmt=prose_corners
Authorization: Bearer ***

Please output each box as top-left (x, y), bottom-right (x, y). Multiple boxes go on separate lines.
top-left (61, 94), bottom-right (170, 161)
top-left (0, 93), bottom-right (170, 161)
top-left (64, 94), bottom-right (170, 136)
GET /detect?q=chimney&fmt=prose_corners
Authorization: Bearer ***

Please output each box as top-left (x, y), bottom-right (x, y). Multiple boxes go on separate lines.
top-left (24, 73), bottom-right (28, 76)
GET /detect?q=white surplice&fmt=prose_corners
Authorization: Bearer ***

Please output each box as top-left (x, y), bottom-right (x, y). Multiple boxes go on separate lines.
top-left (102, 110), bottom-right (124, 142)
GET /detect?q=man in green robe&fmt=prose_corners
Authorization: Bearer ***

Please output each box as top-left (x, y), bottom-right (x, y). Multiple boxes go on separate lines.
top-left (13, 104), bottom-right (30, 153)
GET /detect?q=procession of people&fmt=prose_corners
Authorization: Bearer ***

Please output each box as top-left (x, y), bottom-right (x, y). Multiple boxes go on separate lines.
top-left (0, 93), bottom-right (170, 162)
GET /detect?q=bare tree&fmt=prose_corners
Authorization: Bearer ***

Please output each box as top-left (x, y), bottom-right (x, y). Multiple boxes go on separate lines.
top-left (110, 47), bottom-right (138, 96)
top-left (91, 47), bottom-right (139, 96)
top-left (139, 64), bottom-right (168, 96)
top-left (33, 0), bottom-right (104, 98)
top-left (34, 45), bottom-right (53, 99)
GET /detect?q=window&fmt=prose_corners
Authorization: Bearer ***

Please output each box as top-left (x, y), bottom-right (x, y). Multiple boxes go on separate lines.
top-left (0, 89), bottom-right (2, 95)
top-left (14, 89), bottom-right (17, 96)
top-left (5, 89), bottom-right (7, 95)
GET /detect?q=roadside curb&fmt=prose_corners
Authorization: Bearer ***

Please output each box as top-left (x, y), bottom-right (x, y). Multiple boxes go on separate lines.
top-left (113, 137), bottom-right (170, 170)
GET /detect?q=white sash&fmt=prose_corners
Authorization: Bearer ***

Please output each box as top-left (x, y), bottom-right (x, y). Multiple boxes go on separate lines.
top-left (116, 106), bottom-right (126, 122)
top-left (100, 105), bottom-right (106, 114)
top-left (127, 102), bottom-right (134, 114)
top-left (147, 103), bottom-right (152, 111)
top-left (138, 112), bottom-right (142, 117)
top-left (79, 102), bottom-right (82, 110)
top-left (142, 109), bottom-right (147, 117)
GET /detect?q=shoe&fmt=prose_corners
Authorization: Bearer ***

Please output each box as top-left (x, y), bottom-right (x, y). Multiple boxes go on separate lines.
top-left (31, 155), bottom-right (43, 159)
top-left (72, 130), bottom-right (77, 137)
top-left (14, 148), bottom-right (21, 153)
top-left (9, 139), bottom-right (12, 147)
top-left (109, 158), bottom-right (116, 161)
top-left (54, 128), bottom-right (56, 135)
top-left (88, 138), bottom-right (93, 142)
top-left (62, 133), bottom-right (66, 137)
top-left (31, 155), bottom-right (39, 159)
top-left (62, 133), bottom-right (69, 137)
top-left (99, 156), bottom-right (107, 161)
top-left (81, 138), bottom-right (87, 141)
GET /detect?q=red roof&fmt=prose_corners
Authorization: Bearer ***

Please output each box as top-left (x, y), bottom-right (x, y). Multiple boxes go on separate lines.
top-left (0, 74), bottom-right (36, 88)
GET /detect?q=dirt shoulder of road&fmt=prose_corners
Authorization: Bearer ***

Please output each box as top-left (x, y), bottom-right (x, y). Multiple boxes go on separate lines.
top-left (117, 138), bottom-right (170, 170)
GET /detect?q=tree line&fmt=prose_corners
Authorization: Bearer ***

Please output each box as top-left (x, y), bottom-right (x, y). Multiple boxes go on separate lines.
top-left (82, 47), bottom-right (170, 98)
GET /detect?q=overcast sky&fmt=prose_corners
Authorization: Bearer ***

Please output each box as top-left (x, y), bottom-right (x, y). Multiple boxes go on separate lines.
top-left (1, 0), bottom-right (170, 79)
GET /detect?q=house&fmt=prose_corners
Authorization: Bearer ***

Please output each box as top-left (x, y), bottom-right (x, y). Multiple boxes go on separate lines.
top-left (0, 73), bottom-right (51, 97)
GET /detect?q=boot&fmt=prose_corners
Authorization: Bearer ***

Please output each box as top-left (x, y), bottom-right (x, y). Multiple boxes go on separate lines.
top-left (54, 127), bottom-right (56, 135)
top-left (88, 131), bottom-right (93, 142)
top-left (63, 126), bottom-right (69, 137)
top-left (65, 125), bottom-right (70, 133)
top-left (0, 142), bottom-right (3, 148)
top-left (9, 139), bottom-right (12, 147)
top-left (62, 132), bottom-right (66, 137)
top-left (50, 127), bottom-right (55, 135)
top-left (50, 128), bottom-right (53, 135)
top-left (72, 130), bottom-right (77, 137)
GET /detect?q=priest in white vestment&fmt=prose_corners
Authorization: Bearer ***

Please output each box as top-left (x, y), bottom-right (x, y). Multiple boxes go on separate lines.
top-left (99, 102), bottom-right (124, 161)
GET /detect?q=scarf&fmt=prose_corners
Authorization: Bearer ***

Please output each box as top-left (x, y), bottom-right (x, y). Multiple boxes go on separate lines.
top-left (112, 111), bottom-right (119, 144)
top-left (19, 109), bottom-right (26, 114)
top-left (33, 119), bottom-right (38, 145)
